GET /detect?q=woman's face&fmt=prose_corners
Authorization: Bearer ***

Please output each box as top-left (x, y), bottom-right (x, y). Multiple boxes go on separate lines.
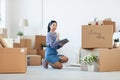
top-left (50, 22), bottom-right (57, 32)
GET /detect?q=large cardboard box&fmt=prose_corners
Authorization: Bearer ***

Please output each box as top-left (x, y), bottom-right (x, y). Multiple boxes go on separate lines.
top-left (35, 35), bottom-right (46, 50)
top-left (0, 28), bottom-right (7, 38)
top-left (27, 49), bottom-right (37, 55)
top-left (27, 55), bottom-right (41, 66)
top-left (0, 48), bottom-right (27, 73)
top-left (82, 25), bottom-right (113, 48)
top-left (80, 48), bottom-right (120, 72)
top-left (103, 21), bottom-right (115, 33)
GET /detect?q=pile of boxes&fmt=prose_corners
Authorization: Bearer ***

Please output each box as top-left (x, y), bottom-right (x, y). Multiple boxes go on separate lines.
top-left (0, 33), bottom-right (46, 73)
top-left (81, 20), bottom-right (120, 72)
top-left (0, 28), bottom-right (27, 73)
top-left (13, 38), bottom-right (42, 66)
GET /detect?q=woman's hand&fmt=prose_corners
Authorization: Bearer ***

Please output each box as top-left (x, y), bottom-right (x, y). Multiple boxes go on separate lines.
top-left (59, 43), bottom-right (64, 47)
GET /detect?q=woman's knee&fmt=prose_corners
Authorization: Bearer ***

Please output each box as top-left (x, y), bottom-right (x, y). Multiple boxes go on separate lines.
top-left (65, 57), bottom-right (68, 62)
top-left (60, 56), bottom-right (69, 63)
top-left (63, 57), bottom-right (68, 63)
top-left (56, 64), bottom-right (63, 69)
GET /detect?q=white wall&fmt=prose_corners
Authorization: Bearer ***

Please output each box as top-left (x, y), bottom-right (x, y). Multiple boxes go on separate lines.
top-left (0, 0), bottom-right (1, 16)
top-left (0, 0), bottom-right (5, 27)
top-left (7, 0), bottom-right (43, 38)
top-left (43, 0), bottom-right (120, 63)
top-left (7, 0), bottom-right (120, 63)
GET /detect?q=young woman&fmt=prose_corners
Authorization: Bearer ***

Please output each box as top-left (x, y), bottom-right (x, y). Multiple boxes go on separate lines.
top-left (42, 20), bottom-right (68, 69)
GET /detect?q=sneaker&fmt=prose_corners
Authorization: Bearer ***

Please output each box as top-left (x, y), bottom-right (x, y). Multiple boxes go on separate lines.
top-left (42, 58), bottom-right (48, 69)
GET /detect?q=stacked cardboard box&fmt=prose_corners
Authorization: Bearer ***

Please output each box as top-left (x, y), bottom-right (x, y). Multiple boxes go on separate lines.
top-left (103, 20), bottom-right (116, 33)
top-left (27, 55), bottom-right (41, 66)
top-left (35, 35), bottom-right (46, 50)
top-left (35, 35), bottom-right (46, 59)
top-left (26, 53), bottom-right (41, 66)
top-left (20, 39), bottom-right (31, 49)
top-left (0, 48), bottom-right (27, 73)
top-left (80, 48), bottom-right (120, 72)
top-left (27, 49), bottom-right (37, 55)
top-left (27, 49), bottom-right (41, 66)
top-left (13, 39), bottom-right (31, 49)
top-left (13, 43), bottom-right (21, 48)
top-left (81, 24), bottom-right (120, 72)
top-left (0, 31), bottom-right (27, 73)
top-left (13, 38), bottom-right (41, 66)
top-left (82, 25), bottom-right (113, 48)
top-left (88, 19), bottom-right (116, 33)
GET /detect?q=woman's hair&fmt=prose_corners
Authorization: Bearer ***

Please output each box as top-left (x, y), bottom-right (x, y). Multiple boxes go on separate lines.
top-left (48, 20), bottom-right (57, 32)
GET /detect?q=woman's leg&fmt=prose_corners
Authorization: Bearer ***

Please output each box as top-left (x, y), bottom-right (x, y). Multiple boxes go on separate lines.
top-left (42, 58), bottom-right (63, 69)
top-left (42, 58), bottom-right (48, 69)
top-left (43, 56), bottom-right (68, 69)
top-left (59, 56), bottom-right (68, 63)
top-left (48, 56), bottom-right (68, 69)
top-left (47, 61), bottom-right (63, 69)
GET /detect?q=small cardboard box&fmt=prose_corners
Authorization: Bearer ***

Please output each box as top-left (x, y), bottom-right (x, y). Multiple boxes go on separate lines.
top-left (27, 55), bottom-right (41, 66)
top-left (80, 48), bottom-right (120, 72)
top-left (103, 21), bottom-right (115, 33)
top-left (0, 48), bottom-right (27, 73)
top-left (27, 49), bottom-right (37, 55)
top-left (20, 39), bottom-right (31, 49)
top-left (35, 35), bottom-right (46, 50)
top-left (13, 43), bottom-right (21, 48)
top-left (82, 25), bottom-right (113, 48)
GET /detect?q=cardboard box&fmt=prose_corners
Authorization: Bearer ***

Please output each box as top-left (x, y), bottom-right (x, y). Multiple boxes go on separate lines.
top-left (26, 39), bottom-right (31, 48)
top-left (20, 39), bottom-right (31, 49)
top-left (0, 48), bottom-right (27, 73)
top-left (13, 43), bottom-right (21, 48)
top-left (37, 49), bottom-right (45, 59)
top-left (99, 48), bottom-right (120, 72)
top-left (27, 49), bottom-right (37, 55)
top-left (27, 55), bottom-right (41, 66)
top-left (0, 28), bottom-right (7, 38)
top-left (80, 48), bottom-right (120, 72)
top-left (35, 35), bottom-right (46, 50)
top-left (82, 25), bottom-right (113, 48)
top-left (23, 36), bottom-right (35, 48)
top-left (103, 21), bottom-right (115, 33)
top-left (14, 39), bottom-right (31, 49)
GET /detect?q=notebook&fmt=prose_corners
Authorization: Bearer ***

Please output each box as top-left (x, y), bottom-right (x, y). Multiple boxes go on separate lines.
top-left (58, 38), bottom-right (69, 45)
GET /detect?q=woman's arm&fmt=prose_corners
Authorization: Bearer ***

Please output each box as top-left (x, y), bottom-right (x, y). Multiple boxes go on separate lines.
top-left (47, 34), bottom-right (62, 49)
